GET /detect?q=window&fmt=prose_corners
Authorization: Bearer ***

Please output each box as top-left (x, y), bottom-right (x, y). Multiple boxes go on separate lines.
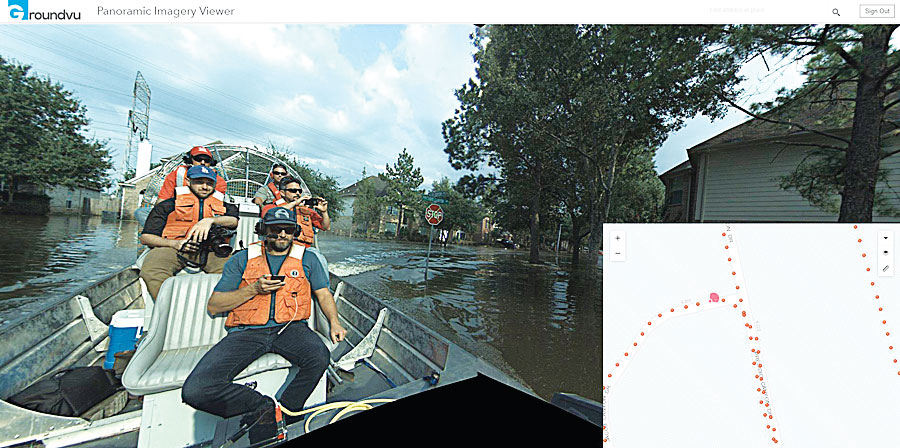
top-left (669, 190), bottom-right (683, 206)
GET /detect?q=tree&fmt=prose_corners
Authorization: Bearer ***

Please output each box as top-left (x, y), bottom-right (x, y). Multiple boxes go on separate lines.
top-left (353, 168), bottom-right (382, 236)
top-left (379, 148), bottom-right (424, 240)
top-left (721, 25), bottom-right (900, 222)
top-left (0, 56), bottom-right (111, 203)
top-left (428, 177), bottom-right (485, 241)
top-left (444, 25), bottom-right (742, 265)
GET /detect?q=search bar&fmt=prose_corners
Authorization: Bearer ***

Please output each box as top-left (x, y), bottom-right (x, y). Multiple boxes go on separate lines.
top-left (860, 4), bottom-right (895, 17)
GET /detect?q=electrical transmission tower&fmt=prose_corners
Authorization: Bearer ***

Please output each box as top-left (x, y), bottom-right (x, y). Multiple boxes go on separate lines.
top-left (124, 71), bottom-right (151, 180)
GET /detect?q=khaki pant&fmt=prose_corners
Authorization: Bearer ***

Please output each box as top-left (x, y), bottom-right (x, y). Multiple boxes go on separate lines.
top-left (140, 247), bottom-right (230, 299)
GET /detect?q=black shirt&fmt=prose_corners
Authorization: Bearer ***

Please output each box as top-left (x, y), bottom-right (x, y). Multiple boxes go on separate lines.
top-left (142, 197), bottom-right (239, 237)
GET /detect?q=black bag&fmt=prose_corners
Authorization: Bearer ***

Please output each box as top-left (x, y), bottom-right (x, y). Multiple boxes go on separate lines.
top-left (8, 366), bottom-right (120, 417)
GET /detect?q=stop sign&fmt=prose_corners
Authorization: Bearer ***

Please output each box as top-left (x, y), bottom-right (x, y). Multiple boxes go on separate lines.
top-left (425, 203), bottom-right (443, 226)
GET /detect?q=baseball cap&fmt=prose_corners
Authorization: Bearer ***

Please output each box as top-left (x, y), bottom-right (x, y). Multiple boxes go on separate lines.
top-left (186, 165), bottom-right (217, 181)
top-left (189, 146), bottom-right (212, 157)
top-left (262, 207), bottom-right (297, 226)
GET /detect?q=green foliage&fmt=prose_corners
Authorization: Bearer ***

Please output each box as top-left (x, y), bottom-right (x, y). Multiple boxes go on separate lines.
top-left (427, 177), bottom-right (485, 236)
top-left (443, 25), bottom-right (742, 262)
top-left (0, 56), bottom-right (111, 201)
top-left (378, 148), bottom-right (424, 238)
top-left (353, 168), bottom-right (382, 236)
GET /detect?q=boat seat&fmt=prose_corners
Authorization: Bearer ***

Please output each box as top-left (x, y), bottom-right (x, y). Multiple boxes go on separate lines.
top-left (232, 215), bottom-right (261, 251)
top-left (123, 273), bottom-right (323, 396)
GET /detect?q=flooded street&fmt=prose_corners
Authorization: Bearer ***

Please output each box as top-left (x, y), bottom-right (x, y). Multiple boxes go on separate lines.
top-left (0, 215), bottom-right (600, 402)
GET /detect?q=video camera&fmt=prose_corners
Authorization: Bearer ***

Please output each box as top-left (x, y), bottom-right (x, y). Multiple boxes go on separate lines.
top-left (177, 225), bottom-right (236, 269)
top-left (198, 225), bottom-right (236, 258)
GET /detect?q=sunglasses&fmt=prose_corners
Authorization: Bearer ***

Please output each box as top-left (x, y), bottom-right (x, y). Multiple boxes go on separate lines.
top-left (282, 188), bottom-right (303, 193)
top-left (266, 226), bottom-right (296, 238)
top-left (193, 156), bottom-right (213, 164)
top-left (272, 171), bottom-right (288, 176)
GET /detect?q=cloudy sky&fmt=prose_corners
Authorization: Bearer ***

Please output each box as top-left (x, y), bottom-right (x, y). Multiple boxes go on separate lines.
top-left (0, 24), bottom-right (806, 190)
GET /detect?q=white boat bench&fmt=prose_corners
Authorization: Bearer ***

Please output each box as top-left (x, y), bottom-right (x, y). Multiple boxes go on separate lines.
top-left (122, 272), bottom-right (332, 447)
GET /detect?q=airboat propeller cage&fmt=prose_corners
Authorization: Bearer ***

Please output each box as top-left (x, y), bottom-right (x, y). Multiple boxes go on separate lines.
top-left (140, 145), bottom-right (311, 207)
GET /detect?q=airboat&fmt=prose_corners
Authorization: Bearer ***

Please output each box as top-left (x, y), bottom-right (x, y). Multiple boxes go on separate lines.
top-left (0, 145), bottom-right (599, 447)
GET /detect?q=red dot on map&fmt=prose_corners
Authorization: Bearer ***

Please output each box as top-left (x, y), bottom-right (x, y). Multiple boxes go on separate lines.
top-left (854, 225), bottom-right (858, 229)
top-left (624, 352), bottom-right (629, 356)
top-left (725, 245), bottom-right (729, 249)
top-left (648, 321), bottom-right (652, 325)
top-left (728, 257), bottom-right (732, 261)
top-left (671, 308), bottom-right (675, 312)
top-left (658, 313), bottom-right (662, 317)
top-left (759, 400), bottom-right (763, 404)
top-left (734, 304), bottom-right (738, 308)
top-left (880, 307), bottom-right (883, 311)
top-left (863, 253), bottom-right (867, 257)
top-left (696, 302), bottom-right (700, 306)
top-left (685, 305), bottom-right (689, 309)
top-left (859, 239), bottom-right (862, 243)
top-left (876, 295), bottom-right (880, 299)
top-left (615, 363), bottom-right (619, 366)
top-left (722, 233), bottom-right (726, 236)
top-left (710, 293), bottom-right (720, 302)
top-left (763, 412), bottom-right (767, 417)
top-left (641, 332), bottom-right (645, 336)
top-left (755, 337), bottom-right (759, 340)
top-left (867, 268), bottom-right (871, 272)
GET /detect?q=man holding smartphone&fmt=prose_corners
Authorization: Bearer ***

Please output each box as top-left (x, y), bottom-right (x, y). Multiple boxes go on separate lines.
top-left (181, 207), bottom-right (345, 443)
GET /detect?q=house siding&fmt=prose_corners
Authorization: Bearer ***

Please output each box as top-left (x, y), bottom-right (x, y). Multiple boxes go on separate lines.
top-left (695, 137), bottom-right (900, 222)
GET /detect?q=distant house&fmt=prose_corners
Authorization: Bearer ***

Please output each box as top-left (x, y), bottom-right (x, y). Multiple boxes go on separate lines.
top-left (0, 181), bottom-right (118, 216)
top-left (331, 176), bottom-right (401, 236)
top-left (660, 100), bottom-right (900, 222)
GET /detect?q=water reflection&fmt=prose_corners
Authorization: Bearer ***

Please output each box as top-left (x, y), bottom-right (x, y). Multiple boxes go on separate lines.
top-left (320, 238), bottom-right (602, 401)
top-left (0, 215), bottom-right (139, 326)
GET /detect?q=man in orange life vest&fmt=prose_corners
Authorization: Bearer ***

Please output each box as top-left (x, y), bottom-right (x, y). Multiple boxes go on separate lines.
top-left (182, 206), bottom-right (346, 442)
top-left (251, 164), bottom-right (289, 209)
top-left (139, 165), bottom-right (239, 299)
top-left (134, 146), bottom-right (228, 227)
top-left (260, 176), bottom-right (331, 278)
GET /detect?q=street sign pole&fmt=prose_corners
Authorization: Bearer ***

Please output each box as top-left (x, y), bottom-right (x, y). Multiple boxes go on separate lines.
top-left (425, 225), bottom-right (434, 281)
top-left (424, 203), bottom-right (443, 283)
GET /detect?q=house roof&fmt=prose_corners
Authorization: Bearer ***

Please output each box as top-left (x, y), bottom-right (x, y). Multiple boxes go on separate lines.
top-left (339, 175), bottom-right (389, 197)
top-left (659, 160), bottom-right (691, 180)
top-left (689, 83), bottom-right (900, 152)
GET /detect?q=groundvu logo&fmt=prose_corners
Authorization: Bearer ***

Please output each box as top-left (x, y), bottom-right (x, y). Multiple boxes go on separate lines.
top-left (7, 0), bottom-right (81, 20)
top-left (7, 0), bottom-right (26, 19)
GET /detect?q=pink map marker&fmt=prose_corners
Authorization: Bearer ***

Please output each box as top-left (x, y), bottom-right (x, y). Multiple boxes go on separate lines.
top-left (710, 292), bottom-right (720, 303)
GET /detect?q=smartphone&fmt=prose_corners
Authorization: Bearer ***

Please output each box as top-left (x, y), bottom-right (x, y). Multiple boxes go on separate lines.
top-left (270, 275), bottom-right (285, 281)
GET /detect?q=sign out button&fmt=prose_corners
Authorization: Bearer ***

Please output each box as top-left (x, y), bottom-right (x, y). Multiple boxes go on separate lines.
top-left (860, 4), bottom-right (895, 17)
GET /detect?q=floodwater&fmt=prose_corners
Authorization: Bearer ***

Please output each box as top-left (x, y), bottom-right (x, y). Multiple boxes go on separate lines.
top-left (0, 215), bottom-right (601, 402)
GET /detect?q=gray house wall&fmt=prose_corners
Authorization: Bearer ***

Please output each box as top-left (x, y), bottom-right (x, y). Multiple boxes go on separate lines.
top-left (692, 135), bottom-right (900, 222)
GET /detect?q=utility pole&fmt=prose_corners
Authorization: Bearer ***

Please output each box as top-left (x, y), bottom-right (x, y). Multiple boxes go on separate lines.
top-left (119, 71), bottom-right (151, 219)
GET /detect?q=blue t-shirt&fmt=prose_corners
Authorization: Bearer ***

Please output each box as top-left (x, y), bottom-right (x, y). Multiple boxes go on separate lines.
top-left (215, 247), bottom-right (330, 332)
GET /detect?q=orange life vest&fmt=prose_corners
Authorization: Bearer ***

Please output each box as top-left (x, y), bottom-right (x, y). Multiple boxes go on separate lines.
top-left (267, 182), bottom-right (285, 205)
top-left (295, 208), bottom-right (316, 246)
top-left (161, 186), bottom-right (227, 239)
top-left (225, 241), bottom-right (311, 327)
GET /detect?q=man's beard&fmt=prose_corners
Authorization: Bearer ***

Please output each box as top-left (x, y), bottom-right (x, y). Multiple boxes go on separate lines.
top-left (266, 237), bottom-right (292, 252)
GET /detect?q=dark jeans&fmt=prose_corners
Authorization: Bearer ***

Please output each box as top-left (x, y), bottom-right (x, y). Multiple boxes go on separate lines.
top-left (181, 323), bottom-right (330, 418)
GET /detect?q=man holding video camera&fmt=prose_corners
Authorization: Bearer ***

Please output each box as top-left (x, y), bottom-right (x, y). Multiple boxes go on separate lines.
top-left (260, 176), bottom-right (330, 247)
top-left (139, 165), bottom-right (239, 299)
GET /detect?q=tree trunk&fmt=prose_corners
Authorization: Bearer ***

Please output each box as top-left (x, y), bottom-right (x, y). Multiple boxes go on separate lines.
top-left (395, 204), bottom-right (404, 240)
top-left (529, 189), bottom-right (542, 263)
top-left (585, 171), bottom-right (602, 266)
top-left (839, 26), bottom-right (890, 222)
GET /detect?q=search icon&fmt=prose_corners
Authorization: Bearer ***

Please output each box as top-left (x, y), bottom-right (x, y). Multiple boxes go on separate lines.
top-left (833, 7), bottom-right (840, 15)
